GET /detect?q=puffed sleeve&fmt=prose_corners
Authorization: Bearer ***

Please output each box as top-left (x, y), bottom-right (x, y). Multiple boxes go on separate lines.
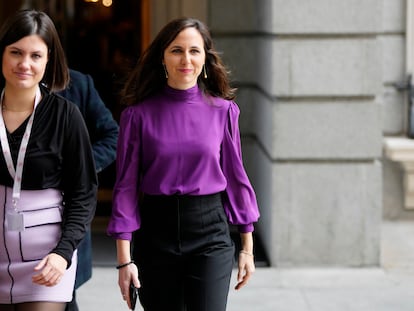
top-left (107, 107), bottom-right (141, 240)
top-left (221, 102), bottom-right (260, 233)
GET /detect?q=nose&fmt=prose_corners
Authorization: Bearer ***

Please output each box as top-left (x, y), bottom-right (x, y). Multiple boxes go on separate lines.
top-left (181, 51), bottom-right (191, 64)
top-left (18, 55), bottom-right (31, 69)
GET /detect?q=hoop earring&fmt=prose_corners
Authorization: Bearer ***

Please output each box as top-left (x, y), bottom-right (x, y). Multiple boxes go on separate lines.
top-left (203, 64), bottom-right (207, 79)
top-left (163, 64), bottom-right (168, 79)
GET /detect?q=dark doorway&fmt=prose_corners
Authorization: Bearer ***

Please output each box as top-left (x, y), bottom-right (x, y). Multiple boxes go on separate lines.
top-left (60, 0), bottom-right (146, 216)
top-left (65, 0), bottom-right (142, 118)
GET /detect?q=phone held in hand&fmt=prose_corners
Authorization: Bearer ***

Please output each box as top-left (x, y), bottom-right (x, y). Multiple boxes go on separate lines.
top-left (129, 282), bottom-right (139, 310)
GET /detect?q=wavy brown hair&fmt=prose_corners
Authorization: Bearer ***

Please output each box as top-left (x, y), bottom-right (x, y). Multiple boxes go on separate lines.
top-left (0, 9), bottom-right (69, 92)
top-left (122, 17), bottom-right (236, 105)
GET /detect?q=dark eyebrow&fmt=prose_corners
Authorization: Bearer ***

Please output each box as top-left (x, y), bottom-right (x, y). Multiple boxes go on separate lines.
top-left (8, 46), bottom-right (44, 54)
top-left (169, 45), bottom-right (202, 50)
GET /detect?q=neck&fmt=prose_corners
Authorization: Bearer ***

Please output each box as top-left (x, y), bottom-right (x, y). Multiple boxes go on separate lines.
top-left (2, 85), bottom-right (38, 112)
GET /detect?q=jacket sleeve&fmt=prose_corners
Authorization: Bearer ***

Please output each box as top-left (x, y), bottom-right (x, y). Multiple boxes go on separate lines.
top-left (59, 70), bottom-right (119, 173)
top-left (53, 104), bottom-right (98, 267)
top-left (81, 74), bottom-right (119, 173)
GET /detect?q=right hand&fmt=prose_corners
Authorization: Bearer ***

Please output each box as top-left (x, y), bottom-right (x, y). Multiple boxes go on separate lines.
top-left (118, 262), bottom-right (140, 310)
top-left (32, 253), bottom-right (68, 287)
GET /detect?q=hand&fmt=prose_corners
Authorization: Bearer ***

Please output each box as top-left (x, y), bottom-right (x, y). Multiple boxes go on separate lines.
top-left (32, 253), bottom-right (67, 287)
top-left (118, 262), bottom-right (140, 310)
top-left (235, 251), bottom-right (255, 290)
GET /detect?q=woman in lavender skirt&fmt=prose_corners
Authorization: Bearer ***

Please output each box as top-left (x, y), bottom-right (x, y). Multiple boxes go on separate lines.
top-left (0, 10), bottom-right (97, 311)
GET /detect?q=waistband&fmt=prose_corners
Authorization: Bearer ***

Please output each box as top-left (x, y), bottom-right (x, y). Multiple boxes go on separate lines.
top-left (142, 192), bottom-right (222, 208)
top-left (1, 186), bottom-right (63, 211)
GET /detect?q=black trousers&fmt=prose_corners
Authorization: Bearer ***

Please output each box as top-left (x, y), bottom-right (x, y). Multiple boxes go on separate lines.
top-left (133, 193), bottom-right (235, 311)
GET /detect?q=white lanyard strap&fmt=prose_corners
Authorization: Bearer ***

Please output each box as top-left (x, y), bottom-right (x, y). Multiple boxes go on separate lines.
top-left (0, 87), bottom-right (41, 207)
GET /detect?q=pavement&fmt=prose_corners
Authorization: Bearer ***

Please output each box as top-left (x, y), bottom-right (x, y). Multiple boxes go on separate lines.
top-left (76, 220), bottom-right (414, 311)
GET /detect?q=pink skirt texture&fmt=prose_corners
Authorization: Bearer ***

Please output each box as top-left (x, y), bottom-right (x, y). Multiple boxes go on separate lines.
top-left (0, 186), bottom-right (77, 304)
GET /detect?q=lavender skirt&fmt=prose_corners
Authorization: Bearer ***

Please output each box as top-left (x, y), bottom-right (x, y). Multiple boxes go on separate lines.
top-left (0, 186), bottom-right (77, 304)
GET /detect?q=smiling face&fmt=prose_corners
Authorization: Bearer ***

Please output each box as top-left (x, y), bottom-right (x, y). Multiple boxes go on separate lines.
top-left (163, 27), bottom-right (206, 90)
top-left (2, 34), bottom-right (49, 92)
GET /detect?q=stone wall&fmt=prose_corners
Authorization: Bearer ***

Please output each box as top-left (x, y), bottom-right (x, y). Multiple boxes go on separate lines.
top-left (209, 0), bottom-right (386, 266)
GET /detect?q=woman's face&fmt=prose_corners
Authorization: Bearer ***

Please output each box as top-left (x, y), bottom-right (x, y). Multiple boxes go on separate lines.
top-left (2, 34), bottom-right (49, 91)
top-left (163, 27), bottom-right (206, 90)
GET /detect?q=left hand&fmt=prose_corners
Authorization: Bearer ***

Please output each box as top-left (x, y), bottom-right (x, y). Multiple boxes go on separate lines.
top-left (32, 253), bottom-right (67, 287)
top-left (235, 251), bottom-right (255, 290)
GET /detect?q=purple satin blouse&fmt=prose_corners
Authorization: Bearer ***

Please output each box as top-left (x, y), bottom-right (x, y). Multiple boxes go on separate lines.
top-left (107, 85), bottom-right (259, 240)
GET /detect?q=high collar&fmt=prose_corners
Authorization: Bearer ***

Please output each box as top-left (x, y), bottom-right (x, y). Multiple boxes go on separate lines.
top-left (162, 84), bottom-right (202, 102)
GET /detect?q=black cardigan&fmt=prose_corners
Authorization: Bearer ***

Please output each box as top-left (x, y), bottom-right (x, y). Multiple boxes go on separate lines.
top-left (0, 87), bottom-right (98, 266)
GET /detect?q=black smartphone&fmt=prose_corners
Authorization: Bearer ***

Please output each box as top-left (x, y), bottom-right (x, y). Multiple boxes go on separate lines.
top-left (129, 282), bottom-right (139, 310)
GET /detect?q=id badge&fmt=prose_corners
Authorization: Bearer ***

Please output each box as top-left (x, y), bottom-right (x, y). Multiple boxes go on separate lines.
top-left (6, 210), bottom-right (24, 232)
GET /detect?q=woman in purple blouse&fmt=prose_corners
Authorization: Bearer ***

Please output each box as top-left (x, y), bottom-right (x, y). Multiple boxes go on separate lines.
top-left (107, 17), bottom-right (260, 311)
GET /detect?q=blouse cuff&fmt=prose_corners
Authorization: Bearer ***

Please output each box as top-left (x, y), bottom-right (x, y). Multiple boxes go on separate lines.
top-left (109, 231), bottom-right (132, 241)
top-left (238, 223), bottom-right (254, 233)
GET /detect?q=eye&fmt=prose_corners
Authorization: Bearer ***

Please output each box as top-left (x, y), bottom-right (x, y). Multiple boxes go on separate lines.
top-left (190, 49), bottom-right (201, 54)
top-left (32, 53), bottom-right (42, 59)
top-left (171, 48), bottom-right (182, 54)
top-left (10, 50), bottom-right (21, 55)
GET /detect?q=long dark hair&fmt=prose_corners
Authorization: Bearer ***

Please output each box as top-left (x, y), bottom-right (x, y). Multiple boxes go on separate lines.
top-left (0, 9), bottom-right (69, 92)
top-left (122, 17), bottom-right (236, 105)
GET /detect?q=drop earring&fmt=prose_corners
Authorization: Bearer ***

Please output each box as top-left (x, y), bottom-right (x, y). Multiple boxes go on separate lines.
top-left (203, 64), bottom-right (207, 79)
top-left (163, 64), bottom-right (168, 79)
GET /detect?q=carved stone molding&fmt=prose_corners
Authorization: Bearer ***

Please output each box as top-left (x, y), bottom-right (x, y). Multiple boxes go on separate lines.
top-left (384, 137), bottom-right (414, 209)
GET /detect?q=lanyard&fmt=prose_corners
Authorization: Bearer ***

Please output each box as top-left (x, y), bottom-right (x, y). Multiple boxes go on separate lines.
top-left (0, 86), bottom-right (41, 210)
